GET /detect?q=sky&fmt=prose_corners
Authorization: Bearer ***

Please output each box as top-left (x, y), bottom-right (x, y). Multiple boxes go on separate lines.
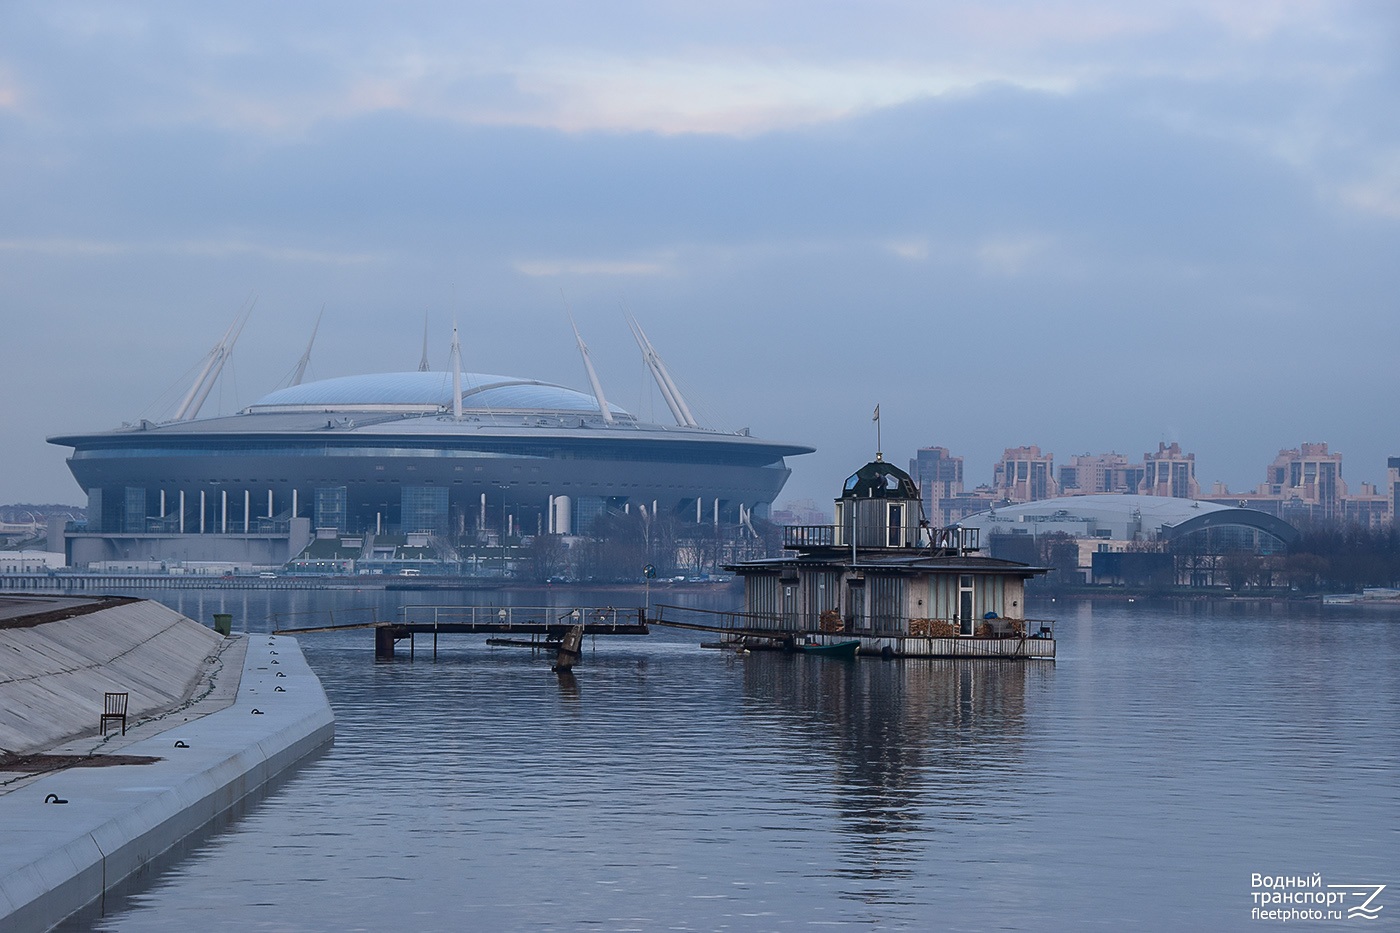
top-left (2, 1), bottom-right (1398, 509)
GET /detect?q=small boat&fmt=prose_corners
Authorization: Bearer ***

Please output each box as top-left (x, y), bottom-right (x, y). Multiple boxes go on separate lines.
top-left (795, 638), bottom-right (859, 658)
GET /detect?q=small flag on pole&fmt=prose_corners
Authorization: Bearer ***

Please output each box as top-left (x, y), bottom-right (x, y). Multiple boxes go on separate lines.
top-left (872, 404), bottom-right (880, 422)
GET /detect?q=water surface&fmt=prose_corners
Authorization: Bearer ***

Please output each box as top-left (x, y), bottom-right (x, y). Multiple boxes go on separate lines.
top-left (56, 590), bottom-right (1400, 931)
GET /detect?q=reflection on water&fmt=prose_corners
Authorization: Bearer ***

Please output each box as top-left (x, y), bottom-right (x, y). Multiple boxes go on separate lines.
top-left (739, 655), bottom-right (1032, 897)
top-left (57, 589), bottom-right (1399, 932)
top-left (554, 668), bottom-right (581, 702)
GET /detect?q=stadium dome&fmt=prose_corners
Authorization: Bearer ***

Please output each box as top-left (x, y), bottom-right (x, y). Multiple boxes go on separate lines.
top-left (249, 372), bottom-right (631, 417)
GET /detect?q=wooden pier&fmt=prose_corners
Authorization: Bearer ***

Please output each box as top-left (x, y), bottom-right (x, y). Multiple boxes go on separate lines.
top-left (274, 605), bottom-right (649, 660)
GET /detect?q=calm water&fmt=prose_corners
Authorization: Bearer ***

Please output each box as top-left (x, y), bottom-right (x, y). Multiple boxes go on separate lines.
top-left (56, 589), bottom-right (1399, 931)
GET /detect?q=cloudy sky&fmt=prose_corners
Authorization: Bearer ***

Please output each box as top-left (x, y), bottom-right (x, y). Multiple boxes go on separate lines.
top-left (2, 1), bottom-right (1397, 508)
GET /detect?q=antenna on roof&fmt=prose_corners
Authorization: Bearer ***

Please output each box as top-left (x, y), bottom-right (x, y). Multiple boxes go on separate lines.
top-left (174, 300), bottom-right (254, 421)
top-left (563, 293), bottom-right (614, 424)
top-left (418, 312), bottom-right (431, 372)
top-left (290, 306), bottom-right (323, 387)
top-left (627, 314), bottom-right (698, 428)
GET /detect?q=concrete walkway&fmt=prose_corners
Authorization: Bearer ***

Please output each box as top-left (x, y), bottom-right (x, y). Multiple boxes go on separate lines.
top-left (0, 632), bottom-right (334, 932)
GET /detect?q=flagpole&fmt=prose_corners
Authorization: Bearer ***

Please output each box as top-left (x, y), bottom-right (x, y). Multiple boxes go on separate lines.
top-left (873, 403), bottom-right (882, 460)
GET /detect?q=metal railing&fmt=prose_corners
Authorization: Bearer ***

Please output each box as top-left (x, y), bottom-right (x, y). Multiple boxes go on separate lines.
top-left (650, 603), bottom-right (784, 634)
top-left (783, 525), bottom-right (836, 548)
top-left (398, 604), bottom-right (644, 631)
top-left (780, 524), bottom-right (981, 553)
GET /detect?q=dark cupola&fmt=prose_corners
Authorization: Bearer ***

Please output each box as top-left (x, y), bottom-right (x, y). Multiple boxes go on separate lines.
top-left (833, 454), bottom-right (925, 549)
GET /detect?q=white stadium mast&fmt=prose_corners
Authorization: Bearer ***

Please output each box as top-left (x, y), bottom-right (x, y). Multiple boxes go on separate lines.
top-left (174, 303), bottom-right (253, 421)
top-left (568, 310), bottom-right (614, 424)
top-left (289, 308), bottom-right (323, 387)
top-left (449, 321), bottom-right (464, 420)
top-left (628, 315), bottom-right (699, 429)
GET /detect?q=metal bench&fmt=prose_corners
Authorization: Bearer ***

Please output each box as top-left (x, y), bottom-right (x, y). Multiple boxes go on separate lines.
top-left (100, 691), bottom-right (129, 735)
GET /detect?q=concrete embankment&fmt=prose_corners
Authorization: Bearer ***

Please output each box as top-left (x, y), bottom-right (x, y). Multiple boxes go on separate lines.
top-left (0, 597), bottom-right (334, 932)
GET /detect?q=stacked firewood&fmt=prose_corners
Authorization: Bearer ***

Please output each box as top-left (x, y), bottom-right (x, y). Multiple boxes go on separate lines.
top-left (909, 618), bottom-right (958, 637)
top-left (818, 609), bottom-right (845, 633)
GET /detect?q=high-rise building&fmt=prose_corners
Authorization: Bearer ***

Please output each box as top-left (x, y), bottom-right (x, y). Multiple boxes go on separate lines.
top-left (1341, 483), bottom-right (1390, 530)
top-left (1060, 452), bottom-right (1144, 496)
top-left (1202, 442), bottom-right (1390, 528)
top-left (1390, 458), bottom-right (1400, 525)
top-left (1259, 443), bottom-right (1347, 522)
top-left (1139, 442), bottom-right (1199, 499)
top-left (909, 447), bottom-right (964, 522)
top-left (993, 446), bottom-right (1057, 503)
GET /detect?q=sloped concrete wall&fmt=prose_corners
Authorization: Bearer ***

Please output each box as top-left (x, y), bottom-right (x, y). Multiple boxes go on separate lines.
top-left (0, 633), bottom-right (333, 933)
top-left (0, 601), bottom-right (226, 757)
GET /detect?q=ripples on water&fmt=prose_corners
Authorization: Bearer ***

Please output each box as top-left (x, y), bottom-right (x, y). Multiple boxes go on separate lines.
top-left (55, 591), bottom-right (1399, 931)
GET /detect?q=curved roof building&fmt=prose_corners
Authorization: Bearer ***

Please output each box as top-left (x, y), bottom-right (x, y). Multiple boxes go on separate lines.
top-left (956, 494), bottom-right (1298, 552)
top-left (50, 333), bottom-right (813, 567)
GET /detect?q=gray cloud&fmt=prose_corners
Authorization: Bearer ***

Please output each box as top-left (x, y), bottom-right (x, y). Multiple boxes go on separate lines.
top-left (2, 1), bottom-right (1397, 508)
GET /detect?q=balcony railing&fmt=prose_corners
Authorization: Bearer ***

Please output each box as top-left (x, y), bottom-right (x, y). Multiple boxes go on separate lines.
top-left (783, 525), bottom-right (836, 548)
top-left (781, 523), bottom-right (981, 553)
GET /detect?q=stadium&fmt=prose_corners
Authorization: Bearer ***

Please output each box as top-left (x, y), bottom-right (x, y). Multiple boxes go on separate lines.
top-left (956, 494), bottom-right (1300, 588)
top-left (49, 320), bottom-right (813, 570)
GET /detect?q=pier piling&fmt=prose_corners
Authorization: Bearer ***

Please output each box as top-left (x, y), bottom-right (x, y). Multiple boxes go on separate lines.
top-left (552, 623), bottom-right (585, 672)
top-left (374, 625), bottom-right (396, 659)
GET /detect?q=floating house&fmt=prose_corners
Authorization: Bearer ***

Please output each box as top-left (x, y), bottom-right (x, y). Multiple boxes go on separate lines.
top-left (725, 455), bottom-right (1055, 659)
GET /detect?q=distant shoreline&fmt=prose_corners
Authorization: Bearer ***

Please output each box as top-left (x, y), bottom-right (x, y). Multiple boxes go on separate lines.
top-left (0, 572), bottom-right (742, 594)
top-left (4, 572), bottom-right (1392, 606)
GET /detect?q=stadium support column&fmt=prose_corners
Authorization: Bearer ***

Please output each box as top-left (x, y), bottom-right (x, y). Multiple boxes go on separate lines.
top-left (696, 497), bottom-right (702, 523)
top-left (222, 490), bottom-right (228, 534)
top-left (159, 490), bottom-right (166, 520)
top-left (267, 489), bottom-right (274, 519)
top-left (714, 498), bottom-right (719, 528)
top-left (480, 493), bottom-right (486, 532)
top-left (548, 495), bottom-right (555, 534)
top-left (292, 488), bottom-right (298, 519)
top-left (179, 490), bottom-right (186, 534)
top-left (244, 490), bottom-right (251, 533)
top-left (551, 495), bottom-right (572, 536)
top-left (200, 491), bottom-right (206, 534)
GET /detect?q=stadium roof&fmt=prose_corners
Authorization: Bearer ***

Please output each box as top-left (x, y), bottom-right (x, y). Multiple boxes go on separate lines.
top-left (249, 371), bottom-right (630, 416)
top-left (51, 367), bottom-right (814, 462)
